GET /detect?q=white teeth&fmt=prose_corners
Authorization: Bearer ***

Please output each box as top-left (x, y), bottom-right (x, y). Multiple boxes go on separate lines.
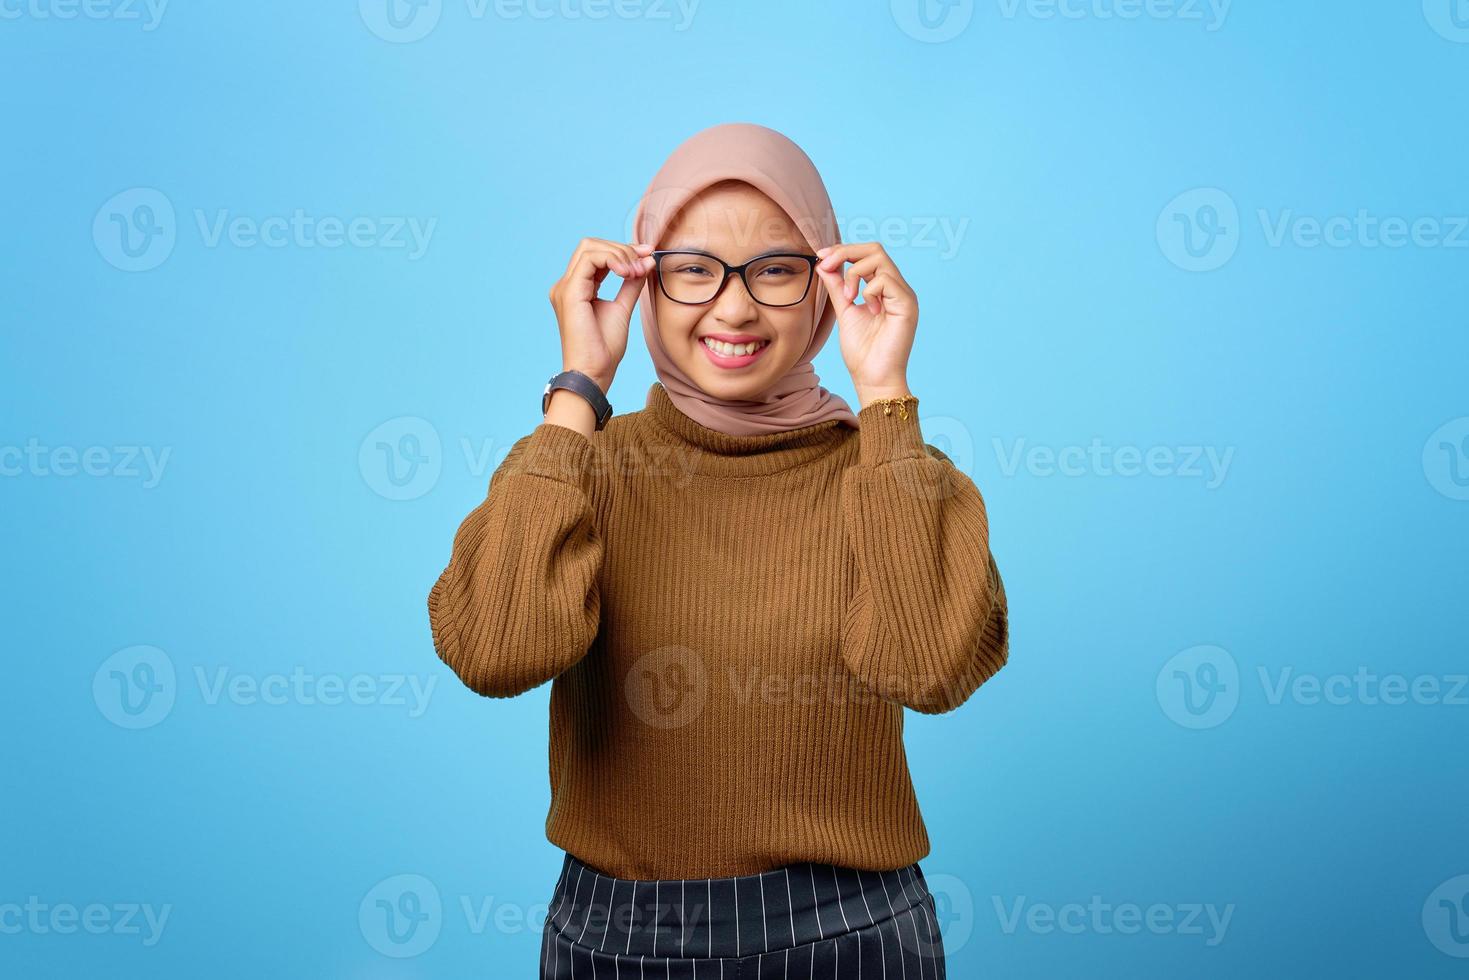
top-left (702, 337), bottom-right (767, 357)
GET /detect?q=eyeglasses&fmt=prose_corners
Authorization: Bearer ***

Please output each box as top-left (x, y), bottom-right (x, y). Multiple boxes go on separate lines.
top-left (652, 249), bottom-right (819, 308)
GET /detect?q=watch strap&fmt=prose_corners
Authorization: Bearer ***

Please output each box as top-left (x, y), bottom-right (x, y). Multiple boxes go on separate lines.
top-left (542, 370), bottom-right (613, 431)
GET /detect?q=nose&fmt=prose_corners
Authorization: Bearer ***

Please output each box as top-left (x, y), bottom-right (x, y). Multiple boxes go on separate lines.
top-left (709, 270), bottom-right (759, 323)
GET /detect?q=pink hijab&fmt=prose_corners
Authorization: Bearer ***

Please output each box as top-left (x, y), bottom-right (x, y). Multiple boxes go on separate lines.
top-left (631, 122), bottom-right (860, 436)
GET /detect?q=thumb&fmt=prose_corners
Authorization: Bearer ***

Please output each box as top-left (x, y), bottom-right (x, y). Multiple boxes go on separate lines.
top-left (610, 272), bottom-right (646, 320)
top-left (816, 264), bottom-right (854, 319)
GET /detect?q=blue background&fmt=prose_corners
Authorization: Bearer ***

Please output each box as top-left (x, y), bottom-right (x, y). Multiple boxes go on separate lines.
top-left (4, 0), bottom-right (1467, 976)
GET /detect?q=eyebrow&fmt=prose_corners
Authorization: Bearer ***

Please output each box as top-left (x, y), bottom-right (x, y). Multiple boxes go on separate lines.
top-left (659, 246), bottom-right (810, 259)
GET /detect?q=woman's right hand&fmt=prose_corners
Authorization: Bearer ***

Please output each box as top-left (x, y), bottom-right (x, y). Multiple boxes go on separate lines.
top-left (548, 237), bottom-right (655, 391)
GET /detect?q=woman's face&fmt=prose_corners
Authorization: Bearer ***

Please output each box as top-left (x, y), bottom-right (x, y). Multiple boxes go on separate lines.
top-left (651, 180), bottom-right (820, 403)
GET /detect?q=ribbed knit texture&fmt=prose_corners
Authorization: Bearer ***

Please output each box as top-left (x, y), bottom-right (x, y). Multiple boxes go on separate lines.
top-left (427, 381), bottom-right (1008, 879)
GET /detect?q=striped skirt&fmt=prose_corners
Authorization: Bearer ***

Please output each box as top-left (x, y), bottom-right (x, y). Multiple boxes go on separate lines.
top-left (540, 850), bottom-right (947, 979)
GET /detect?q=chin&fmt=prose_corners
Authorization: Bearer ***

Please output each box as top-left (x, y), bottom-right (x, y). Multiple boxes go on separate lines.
top-left (687, 371), bottom-right (760, 402)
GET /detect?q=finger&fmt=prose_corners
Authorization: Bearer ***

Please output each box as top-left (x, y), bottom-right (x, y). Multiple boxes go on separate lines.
top-left (875, 252), bottom-right (911, 292)
top-left (571, 240), bottom-right (648, 279)
top-left (603, 243), bottom-right (642, 278)
top-left (862, 272), bottom-right (913, 314)
top-left (568, 250), bottom-right (628, 301)
top-left (614, 244), bottom-right (656, 278)
top-left (817, 241), bottom-right (882, 262)
top-left (843, 254), bottom-right (886, 300)
top-left (861, 271), bottom-right (893, 304)
top-left (816, 262), bottom-right (856, 318)
top-left (852, 269), bottom-right (886, 314)
top-left (609, 270), bottom-right (646, 320)
top-left (565, 241), bottom-right (607, 283)
top-left (561, 252), bottom-right (599, 300)
top-left (566, 237), bottom-right (617, 276)
top-left (610, 241), bottom-right (651, 275)
top-left (573, 248), bottom-right (649, 290)
top-left (816, 241), bottom-right (882, 273)
top-left (591, 236), bottom-right (652, 257)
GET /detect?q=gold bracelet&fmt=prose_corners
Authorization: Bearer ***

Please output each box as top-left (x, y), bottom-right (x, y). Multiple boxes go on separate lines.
top-left (873, 394), bottom-right (919, 420)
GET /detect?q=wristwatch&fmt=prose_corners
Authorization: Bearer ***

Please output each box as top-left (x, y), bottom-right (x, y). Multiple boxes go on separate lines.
top-left (542, 369), bottom-right (613, 431)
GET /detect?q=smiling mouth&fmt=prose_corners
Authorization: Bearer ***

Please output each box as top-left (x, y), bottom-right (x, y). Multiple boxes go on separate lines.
top-left (700, 336), bottom-right (770, 357)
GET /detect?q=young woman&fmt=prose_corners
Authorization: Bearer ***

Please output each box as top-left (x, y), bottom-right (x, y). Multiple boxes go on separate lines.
top-left (428, 122), bottom-right (1009, 978)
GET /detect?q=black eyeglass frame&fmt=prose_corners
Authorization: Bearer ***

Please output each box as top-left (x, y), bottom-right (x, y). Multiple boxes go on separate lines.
top-left (650, 249), bottom-right (820, 308)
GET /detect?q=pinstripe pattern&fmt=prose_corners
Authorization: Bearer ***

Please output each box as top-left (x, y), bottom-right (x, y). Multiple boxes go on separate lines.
top-left (542, 851), bottom-right (947, 978)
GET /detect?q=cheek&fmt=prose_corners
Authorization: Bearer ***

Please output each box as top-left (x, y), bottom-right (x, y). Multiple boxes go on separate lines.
top-left (771, 301), bottom-right (817, 346)
top-left (654, 295), bottom-right (702, 345)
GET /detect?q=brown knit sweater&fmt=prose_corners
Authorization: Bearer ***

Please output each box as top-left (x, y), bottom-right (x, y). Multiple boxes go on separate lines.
top-left (427, 380), bottom-right (1008, 879)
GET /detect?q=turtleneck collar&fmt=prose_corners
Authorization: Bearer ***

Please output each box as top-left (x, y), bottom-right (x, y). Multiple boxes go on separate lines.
top-left (642, 381), bottom-right (853, 478)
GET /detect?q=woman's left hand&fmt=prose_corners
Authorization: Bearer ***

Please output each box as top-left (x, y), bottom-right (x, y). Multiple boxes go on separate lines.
top-left (815, 242), bottom-right (919, 401)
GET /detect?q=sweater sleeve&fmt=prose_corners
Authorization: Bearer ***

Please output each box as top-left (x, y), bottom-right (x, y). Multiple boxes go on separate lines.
top-left (427, 421), bottom-right (603, 698)
top-left (839, 398), bottom-right (1009, 715)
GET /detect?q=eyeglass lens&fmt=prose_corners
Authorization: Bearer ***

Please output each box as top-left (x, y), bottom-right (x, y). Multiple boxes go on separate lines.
top-left (657, 252), bottom-right (813, 306)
